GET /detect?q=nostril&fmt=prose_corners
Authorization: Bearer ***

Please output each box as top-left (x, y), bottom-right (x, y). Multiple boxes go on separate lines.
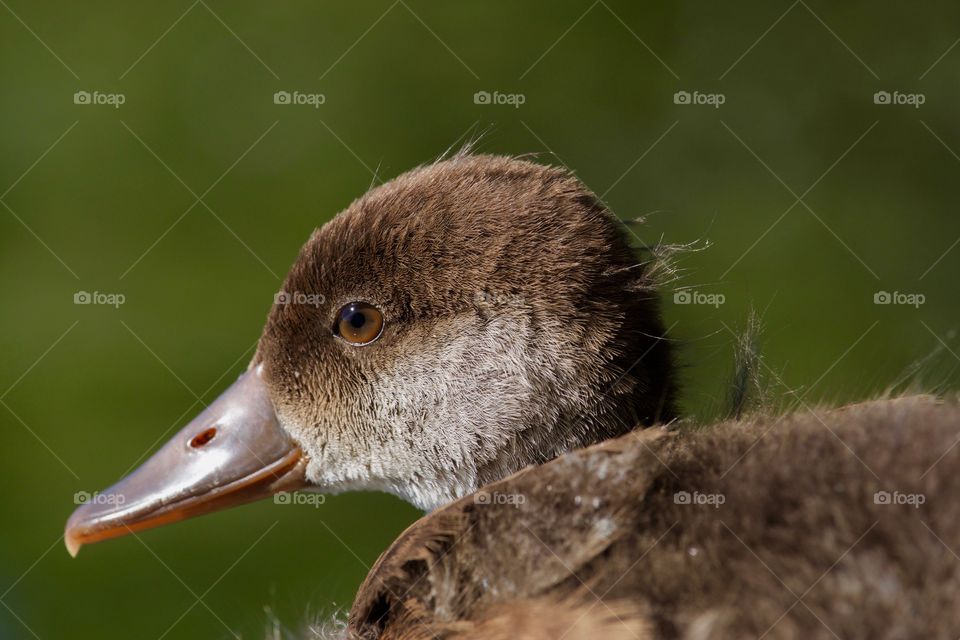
top-left (189, 427), bottom-right (217, 448)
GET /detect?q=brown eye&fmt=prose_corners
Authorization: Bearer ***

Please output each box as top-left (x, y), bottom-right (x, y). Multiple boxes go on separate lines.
top-left (335, 302), bottom-right (383, 345)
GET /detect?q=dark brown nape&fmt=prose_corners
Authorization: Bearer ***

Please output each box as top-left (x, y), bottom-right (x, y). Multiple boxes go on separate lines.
top-left (348, 395), bottom-right (960, 640)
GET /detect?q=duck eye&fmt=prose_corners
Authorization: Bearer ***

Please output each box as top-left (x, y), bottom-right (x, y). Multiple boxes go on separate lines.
top-left (335, 302), bottom-right (383, 345)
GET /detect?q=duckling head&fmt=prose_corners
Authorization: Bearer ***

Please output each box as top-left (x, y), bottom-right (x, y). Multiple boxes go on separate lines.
top-left (65, 153), bottom-right (676, 555)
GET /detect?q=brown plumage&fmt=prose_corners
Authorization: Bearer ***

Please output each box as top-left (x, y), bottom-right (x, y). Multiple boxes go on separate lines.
top-left (255, 153), bottom-right (677, 508)
top-left (347, 395), bottom-right (960, 639)
top-left (64, 154), bottom-right (960, 640)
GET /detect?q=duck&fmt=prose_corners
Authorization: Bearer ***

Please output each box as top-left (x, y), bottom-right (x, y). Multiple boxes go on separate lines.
top-left (65, 153), bottom-right (960, 639)
top-left (343, 394), bottom-right (960, 640)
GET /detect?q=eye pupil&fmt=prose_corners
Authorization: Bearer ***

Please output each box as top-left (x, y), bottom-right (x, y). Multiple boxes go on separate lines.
top-left (336, 302), bottom-right (383, 345)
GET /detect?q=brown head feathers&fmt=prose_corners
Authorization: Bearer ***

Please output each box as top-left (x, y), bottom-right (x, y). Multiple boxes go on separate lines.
top-left (255, 154), bottom-right (676, 509)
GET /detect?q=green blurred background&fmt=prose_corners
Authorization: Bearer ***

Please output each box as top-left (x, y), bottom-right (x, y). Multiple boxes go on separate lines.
top-left (1, 2), bottom-right (958, 638)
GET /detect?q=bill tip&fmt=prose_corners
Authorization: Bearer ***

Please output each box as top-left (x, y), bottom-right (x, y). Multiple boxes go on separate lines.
top-left (65, 532), bottom-right (82, 558)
